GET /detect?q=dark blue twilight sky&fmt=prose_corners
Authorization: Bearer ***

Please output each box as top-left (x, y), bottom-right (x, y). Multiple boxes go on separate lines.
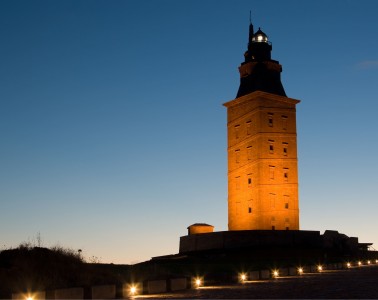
top-left (1, 0), bottom-right (377, 263)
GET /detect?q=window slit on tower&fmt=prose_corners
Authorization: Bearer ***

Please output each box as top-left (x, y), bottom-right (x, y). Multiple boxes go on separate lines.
top-left (247, 146), bottom-right (252, 160)
top-left (246, 120), bottom-right (252, 135)
top-left (268, 113), bottom-right (274, 127)
top-left (235, 176), bottom-right (240, 190)
top-left (283, 142), bottom-right (288, 156)
top-left (282, 115), bottom-right (288, 130)
top-left (283, 168), bottom-right (289, 181)
top-left (234, 124), bottom-right (240, 139)
top-left (235, 149), bottom-right (240, 163)
top-left (269, 140), bottom-right (275, 154)
top-left (247, 173), bottom-right (252, 186)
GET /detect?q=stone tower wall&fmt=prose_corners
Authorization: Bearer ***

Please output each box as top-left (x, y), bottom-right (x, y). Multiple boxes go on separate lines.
top-left (224, 91), bottom-right (300, 231)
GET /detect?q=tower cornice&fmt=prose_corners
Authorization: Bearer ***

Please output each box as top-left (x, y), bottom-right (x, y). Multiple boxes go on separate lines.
top-left (223, 91), bottom-right (300, 109)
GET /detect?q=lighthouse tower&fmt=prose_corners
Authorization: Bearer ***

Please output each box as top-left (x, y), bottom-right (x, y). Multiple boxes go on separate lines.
top-left (180, 20), bottom-right (366, 261)
top-left (223, 22), bottom-right (300, 231)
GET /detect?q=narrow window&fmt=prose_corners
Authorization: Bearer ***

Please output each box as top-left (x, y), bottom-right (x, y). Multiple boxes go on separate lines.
top-left (246, 120), bottom-right (252, 135)
top-left (247, 146), bottom-right (252, 160)
top-left (283, 142), bottom-right (288, 156)
top-left (248, 178), bottom-right (252, 185)
top-left (282, 115), bottom-right (288, 130)
top-left (269, 140), bottom-right (275, 154)
top-left (268, 113), bottom-right (274, 127)
top-left (284, 195), bottom-right (290, 209)
top-left (248, 207), bottom-right (252, 213)
top-left (271, 216), bottom-right (276, 230)
top-left (235, 149), bottom-right (240, 163)
top-left (235, 176), bottom-right (240, 190)
top-left (283, 168), bottom-right (289, 181)
top-left (234, 125), bottom-right (240, 139)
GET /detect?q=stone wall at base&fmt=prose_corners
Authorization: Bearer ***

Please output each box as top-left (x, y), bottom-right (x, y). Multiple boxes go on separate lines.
top-left (170, 278), bottom-right (187, 291)
top-left (179, 230), bottom-right (321, 253)
top-left (146, 280), bottom-right (167, 294)
top-left (91, 285), bottom-right (116, 299)
top-left (54, 287), bottom-right (84, 299)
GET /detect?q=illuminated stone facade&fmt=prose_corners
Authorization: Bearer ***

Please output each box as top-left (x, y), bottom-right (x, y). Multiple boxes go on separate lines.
top-left (224, 23), bottom-right (300, 231)
top-left (224, 91), bottom-right (300, 230)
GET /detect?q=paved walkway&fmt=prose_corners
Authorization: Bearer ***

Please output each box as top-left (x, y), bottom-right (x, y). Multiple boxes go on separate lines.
top-left (135, 265), bottom-right (378, 299)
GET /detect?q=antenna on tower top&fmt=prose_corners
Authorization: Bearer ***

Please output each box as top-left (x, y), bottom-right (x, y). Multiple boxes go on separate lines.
top-left (248, 11), bottom-right (254, 43)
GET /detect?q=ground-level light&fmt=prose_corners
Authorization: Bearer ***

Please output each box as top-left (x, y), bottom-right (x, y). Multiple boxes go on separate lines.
top-left (239, 273), bottom-right (247, 282)
top-left (297, 267), bottom-right (303, 275)
top-left (367, 260), bottom-right (371, 265)
top-left (194, 277), bottom-right (203, 288)
top-left (130, 286), bottom-right (136, 295)
top-left (317, 265), bottom-right (323, 272)
top-left (358, 261), bottom-right (362, 266)
top-left (272, 270), bottom-right (279, 278)
top-left (128, 284), bottom-right (138, 296)
top-left (347, 262), bottom-right (351, 268)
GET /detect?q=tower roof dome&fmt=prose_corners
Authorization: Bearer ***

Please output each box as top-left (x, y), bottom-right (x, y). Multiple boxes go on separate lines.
top-left (252, 27), bottom-right (269, 43)
top-left (237, 22), bottom-right (286, 97)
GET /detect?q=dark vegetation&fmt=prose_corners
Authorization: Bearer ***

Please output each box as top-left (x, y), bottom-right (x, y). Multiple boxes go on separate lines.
top-left (0, 244), bottom-right (131, 299)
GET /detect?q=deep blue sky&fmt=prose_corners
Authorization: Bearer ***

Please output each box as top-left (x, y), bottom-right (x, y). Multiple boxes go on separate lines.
top-left (1, 0), bottom-right (377, 263)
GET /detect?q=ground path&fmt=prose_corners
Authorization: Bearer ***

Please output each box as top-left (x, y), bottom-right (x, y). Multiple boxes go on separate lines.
top-left (134, 265), bottom-right (378, 299)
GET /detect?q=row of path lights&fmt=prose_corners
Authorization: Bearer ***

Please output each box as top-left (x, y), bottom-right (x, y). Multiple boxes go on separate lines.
top-left (18, 259), bottom-right (378, 299)
top-left (124, 258), bottom-right (378, 296)
top-left (235, 259), bottom-right (378, 284)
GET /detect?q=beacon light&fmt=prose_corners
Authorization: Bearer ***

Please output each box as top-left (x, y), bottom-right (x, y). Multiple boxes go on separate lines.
top-left (297, 267), bottom-right (304, 275)
top-left (26, 297), bottom-right (33, 300)
top-left (272, 270), bottom-right (279, 278)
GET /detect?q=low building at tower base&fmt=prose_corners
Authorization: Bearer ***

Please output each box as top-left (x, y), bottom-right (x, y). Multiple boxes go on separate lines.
top-left (179, 229), bottom-right (369, 263)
